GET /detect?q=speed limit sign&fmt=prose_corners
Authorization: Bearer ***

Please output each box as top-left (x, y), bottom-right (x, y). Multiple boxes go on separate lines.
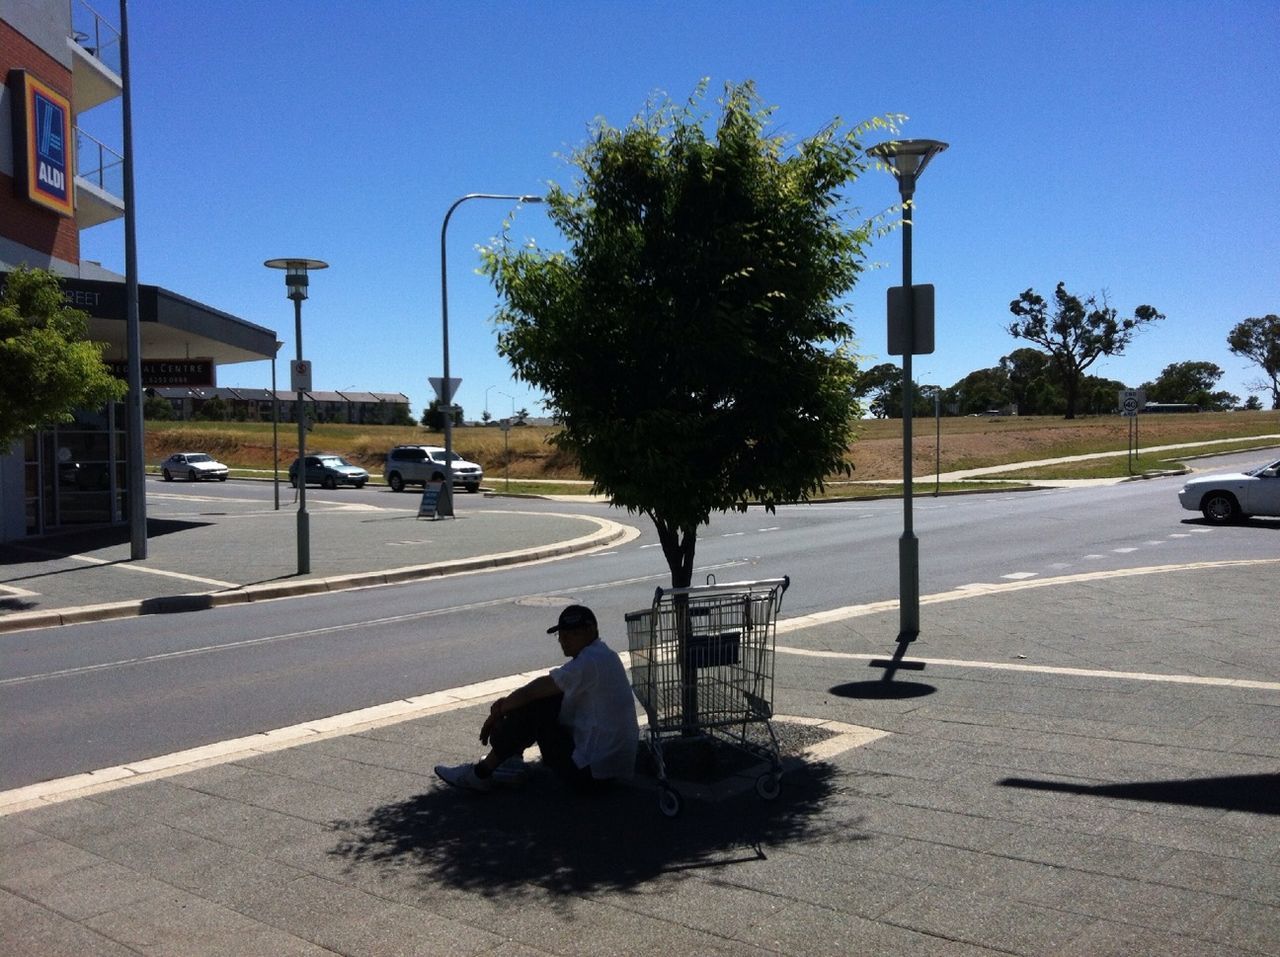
top-left (1118, 389), bottom-right (1143, 416)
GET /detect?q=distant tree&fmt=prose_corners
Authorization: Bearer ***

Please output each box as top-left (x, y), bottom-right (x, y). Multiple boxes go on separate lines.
top-left (951, 367), bottom-right (1010, 413)
top-left (385, 403), bottom-right (414, 426)
top-left (1140, 361), bottom-right (1235, 410)
top-left (1080, 375), bottom-right (1127, 415)
top-left (422, 399), bottom-right (463, 430)
top-left (480, 409), bottom-right (492, 425)
top-left (195, 396), bottom-right (228, 421)
top-left (514, 407), bottom-right (530, 426)
top-left (483, 80), bottom-right (886, 588)
top-left (0, 266), bottom-right (127, 449)
top-left (1226, 314), bottom-right (1280, 410)
top-left (1243, 395), bottom-right (1263, 411)
top-left (999, 347), bottom-right (1059, 416)
top-left (854, 362), bottom-right (903, 418)
top-left (143, 394), bottom-right (173, 420)
top-left (1007, 282), bottom-right (1163, 419)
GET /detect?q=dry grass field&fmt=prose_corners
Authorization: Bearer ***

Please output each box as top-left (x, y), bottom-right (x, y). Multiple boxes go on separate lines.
top-left (146, 410), bottom-right (1280, 482)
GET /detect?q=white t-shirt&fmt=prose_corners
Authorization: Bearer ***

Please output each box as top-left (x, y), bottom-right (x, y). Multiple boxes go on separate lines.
top-left (550, 638), bottom-right (639, 780)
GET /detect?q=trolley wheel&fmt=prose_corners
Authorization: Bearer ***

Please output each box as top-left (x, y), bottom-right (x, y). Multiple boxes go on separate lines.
top-left (658, 786), bottom-right (683, 818)
top-left (755, 772), bottom-right (781, 801)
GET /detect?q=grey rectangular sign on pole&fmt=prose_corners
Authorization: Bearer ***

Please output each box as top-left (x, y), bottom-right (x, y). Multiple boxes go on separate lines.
top-left (887, 284), bottom-right (935, 356)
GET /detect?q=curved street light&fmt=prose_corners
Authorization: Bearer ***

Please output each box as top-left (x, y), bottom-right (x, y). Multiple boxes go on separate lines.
top-left (439, 194), bottom-right (542, 505)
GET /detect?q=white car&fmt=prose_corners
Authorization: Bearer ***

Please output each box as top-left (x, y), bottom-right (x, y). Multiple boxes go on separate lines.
top-left (160, 452), bottom-right (229, 482)
top-left (384, 445), bottom-right (484, 493)
top-left (1178, 457), bottom-right (1280, 524)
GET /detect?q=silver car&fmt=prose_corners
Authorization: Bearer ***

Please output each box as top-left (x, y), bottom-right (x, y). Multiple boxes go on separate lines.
top-left (160, 452), bottom-right (229, 482)
top-left (1178, 457), bottom-right (1280, 524)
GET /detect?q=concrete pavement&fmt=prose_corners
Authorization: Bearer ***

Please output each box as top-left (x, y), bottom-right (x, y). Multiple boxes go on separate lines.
top-left (1, 481), bottom-right (1278, 955)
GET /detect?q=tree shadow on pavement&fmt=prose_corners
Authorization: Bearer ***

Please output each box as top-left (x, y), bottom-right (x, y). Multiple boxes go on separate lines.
top-left (331, 759), bottom-right (845, 899)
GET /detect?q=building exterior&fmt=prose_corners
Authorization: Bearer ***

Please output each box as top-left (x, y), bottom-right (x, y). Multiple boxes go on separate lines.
top-left (1, 2), bottom-right (277, 542)
top-left (148, 388), bottom-right (411, 425)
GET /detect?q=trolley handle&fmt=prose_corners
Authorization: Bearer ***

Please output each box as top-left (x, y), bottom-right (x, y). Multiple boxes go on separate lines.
top-left (652, 576), bottom-right (789, 603)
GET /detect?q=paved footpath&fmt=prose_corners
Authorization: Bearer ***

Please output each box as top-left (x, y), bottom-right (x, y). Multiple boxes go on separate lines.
top-left (2, 557), bottom-right (1277, 956)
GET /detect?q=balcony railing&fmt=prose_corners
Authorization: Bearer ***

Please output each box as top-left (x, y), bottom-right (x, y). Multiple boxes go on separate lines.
top-left (76, 128), bottom-right (124, 198)
top-left (70, 0), bottom-right (122, 76)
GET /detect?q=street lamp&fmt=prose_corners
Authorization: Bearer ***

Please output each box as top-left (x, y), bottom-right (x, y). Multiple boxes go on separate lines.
top-left (868, 138), bottom-right (948, 643)
top-left (264, 258), bottom-right (328, 574)
top-left (440, 193), bottom-right (543, 503)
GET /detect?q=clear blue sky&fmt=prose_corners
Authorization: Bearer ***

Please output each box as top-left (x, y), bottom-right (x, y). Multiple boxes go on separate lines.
top-left (77, 0), bottom-right (1279, 419)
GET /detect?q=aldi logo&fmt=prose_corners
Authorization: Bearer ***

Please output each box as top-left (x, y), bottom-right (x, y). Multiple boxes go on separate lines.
top-left (8, 71), bottom-right (75, 217)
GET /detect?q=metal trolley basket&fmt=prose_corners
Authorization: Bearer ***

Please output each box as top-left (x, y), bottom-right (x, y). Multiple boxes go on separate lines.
top-left (625, 576), bottom-right (789, 816)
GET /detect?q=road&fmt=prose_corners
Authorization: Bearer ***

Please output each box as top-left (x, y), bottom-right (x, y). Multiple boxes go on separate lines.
top-left (2, 451), bottom-right (1275, 790)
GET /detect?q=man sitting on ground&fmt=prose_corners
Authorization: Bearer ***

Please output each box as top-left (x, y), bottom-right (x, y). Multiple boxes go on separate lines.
top-left (434, 604), bottom-right (639, 793)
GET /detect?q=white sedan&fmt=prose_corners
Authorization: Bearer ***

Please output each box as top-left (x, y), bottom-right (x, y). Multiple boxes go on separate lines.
top-left (160, 452), bottom-right (229, 482)
top-left (1178, 457), bottom-right (1280, 524)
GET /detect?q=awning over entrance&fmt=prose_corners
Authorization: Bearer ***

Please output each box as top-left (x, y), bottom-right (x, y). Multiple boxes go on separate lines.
top-left (1, 273), bottom-right (278, 366)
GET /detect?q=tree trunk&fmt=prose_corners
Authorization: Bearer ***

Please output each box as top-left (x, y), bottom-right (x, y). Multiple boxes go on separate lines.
top-left (651, 516), bottom-right (698, 731)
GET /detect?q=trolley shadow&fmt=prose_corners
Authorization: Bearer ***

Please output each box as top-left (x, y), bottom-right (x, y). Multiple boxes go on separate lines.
top-left (331, 759), bottom-right (843, 898)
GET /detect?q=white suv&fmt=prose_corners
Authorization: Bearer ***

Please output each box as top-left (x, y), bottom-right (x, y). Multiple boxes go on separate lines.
top-left (384, 445), bottom-right (484, 493)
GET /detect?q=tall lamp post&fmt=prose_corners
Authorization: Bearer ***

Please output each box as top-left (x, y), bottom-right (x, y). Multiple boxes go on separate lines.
top-left (440, 194), bottom-right (542, 498)
top-left (868, 139), bottom-right (948, 643)
top-left (264, 259), bottom-right (328, 574)
top-left (271, 340), bottom-right (283, 510)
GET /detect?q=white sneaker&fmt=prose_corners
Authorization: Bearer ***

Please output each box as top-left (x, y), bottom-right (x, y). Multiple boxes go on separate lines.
top-left (434, 762), bottom-right (492, 792)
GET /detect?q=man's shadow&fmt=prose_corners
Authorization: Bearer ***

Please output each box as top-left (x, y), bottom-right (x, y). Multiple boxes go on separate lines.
top-left (331, 759), bottom-right (845, 898)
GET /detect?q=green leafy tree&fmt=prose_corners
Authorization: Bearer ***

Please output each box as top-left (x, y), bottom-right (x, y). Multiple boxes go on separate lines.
top-left (1079, 375), bottom-right (1127, 415)
top-left (1243, 395), bottom-right (1263, 411)
top-left (951, 367), bottom-right (1010, 414)
top-left (143, 394), bottom-right (174, 420)
top-left (385, 402), bottom-right (414, 426)
top-left (853, 362), bottom-right (903, 419)
top-left (0, 266), bottom-right (127, 449)
top-left (1226, 314), bottom-right (1280, 410)
top-left (484, 81), bottom-right (890, 588)
top-left (1139, 361), bottom-right (1235, 410)
top-left (421, 398), bottom-right (462, 430)
top-left (1007, 282), bottom-right (1163, 419)
top-left (999, 347), bottom-right (1059, 416)
top-left (195, 396), bottom-right (229, 421)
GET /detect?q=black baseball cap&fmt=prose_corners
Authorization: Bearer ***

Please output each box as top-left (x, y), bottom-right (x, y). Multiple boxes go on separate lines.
top-left (547, 604), bottom-right (597, 634)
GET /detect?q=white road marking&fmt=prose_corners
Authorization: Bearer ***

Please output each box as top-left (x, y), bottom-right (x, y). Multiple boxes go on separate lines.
top-left (776, 646), bottom-right (1280, 692)
top-left (68, 554), bottom-right (234, 588)
top-left (1113, 547), bottom-right (1139, 553)
top-left (0, 584), bottom-right (39, 598)
top-left (1001, 572), bottom-right (1038, 580)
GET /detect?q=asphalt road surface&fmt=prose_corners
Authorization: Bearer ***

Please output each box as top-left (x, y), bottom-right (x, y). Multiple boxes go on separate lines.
top-left (2, 451), bottom-right (1275, 790)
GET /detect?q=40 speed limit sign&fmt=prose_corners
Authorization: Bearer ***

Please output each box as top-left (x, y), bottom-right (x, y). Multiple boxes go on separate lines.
top-left (1118, 389), bottom-right (1144, 416)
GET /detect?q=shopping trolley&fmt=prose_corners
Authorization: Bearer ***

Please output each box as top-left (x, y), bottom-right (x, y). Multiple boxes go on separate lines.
top-left (625, 576), bottom-right (789, 817)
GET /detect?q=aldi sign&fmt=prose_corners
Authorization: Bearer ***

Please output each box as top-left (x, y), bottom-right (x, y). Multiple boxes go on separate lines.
top-left (9, 71), bottom-right (75, 217)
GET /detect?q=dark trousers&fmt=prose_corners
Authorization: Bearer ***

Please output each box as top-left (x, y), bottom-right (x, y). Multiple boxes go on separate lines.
top-left (487, 693), bottom-right (608, 793)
